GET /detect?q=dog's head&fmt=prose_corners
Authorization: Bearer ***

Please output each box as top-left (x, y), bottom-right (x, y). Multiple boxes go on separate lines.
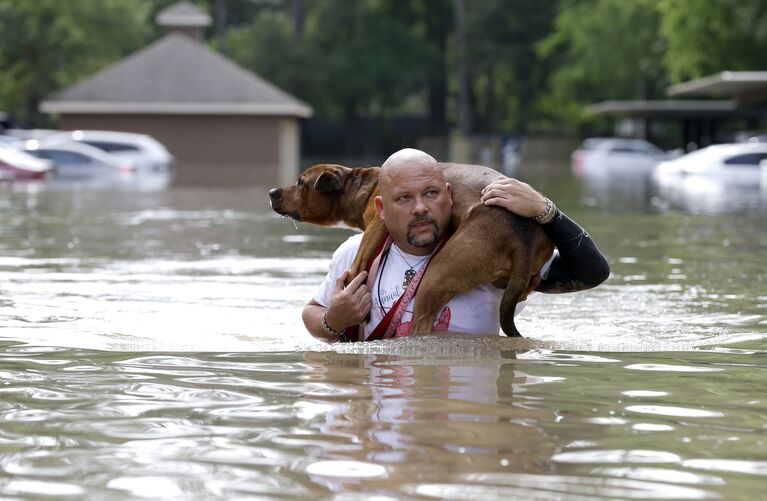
top-left (268, 164), bottom-right (352, 225)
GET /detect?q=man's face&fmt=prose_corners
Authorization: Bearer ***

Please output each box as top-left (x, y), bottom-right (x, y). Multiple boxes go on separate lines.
top-left (375, 164), bottom-right (452, 255)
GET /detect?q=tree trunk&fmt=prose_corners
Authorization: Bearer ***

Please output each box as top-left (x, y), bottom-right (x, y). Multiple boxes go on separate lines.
top-left (453, 0), bottom-right (470, 135)
top-left (214, 0), bottom-right (227, 55)
top-left (291, 0), bottom-right (304, 42)
top-left (425, 1), bottom-right (449, 136)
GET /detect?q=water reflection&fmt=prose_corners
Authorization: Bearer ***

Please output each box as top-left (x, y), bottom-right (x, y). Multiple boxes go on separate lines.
top-left (654, 174), bottom-right (767, 214)
top-left (576, 168), bottom-right (656, 212)
top-left (300, 347), bottom-right (559, 494)
top-left (1, 162), bottom-right (767, 499)
top-left (2, 342), bottom-right (766, 498)
top-left (575, 163), bottom-right (767, 214)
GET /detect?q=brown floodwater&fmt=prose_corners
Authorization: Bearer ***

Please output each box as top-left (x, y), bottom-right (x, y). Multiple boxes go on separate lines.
top-left (0, 162), bottom-right (765, 499)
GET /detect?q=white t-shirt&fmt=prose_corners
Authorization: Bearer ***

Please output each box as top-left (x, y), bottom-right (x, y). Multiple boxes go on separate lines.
top-left (314, 233), bottom-right (554, 340)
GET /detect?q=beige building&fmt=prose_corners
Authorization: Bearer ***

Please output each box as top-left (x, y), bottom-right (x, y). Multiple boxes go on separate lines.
top-left (40, 1), bottom-right (312, 186)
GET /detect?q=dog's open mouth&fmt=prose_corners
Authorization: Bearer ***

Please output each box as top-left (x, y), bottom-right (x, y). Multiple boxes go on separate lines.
top-left (272, 206), bottom-right (301, 221)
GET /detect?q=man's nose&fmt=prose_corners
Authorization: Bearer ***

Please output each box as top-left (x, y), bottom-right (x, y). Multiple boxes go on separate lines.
top-left (412, 196), bottom-right (428, 214)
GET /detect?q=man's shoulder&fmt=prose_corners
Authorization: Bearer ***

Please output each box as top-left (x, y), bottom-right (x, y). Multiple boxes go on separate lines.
top-left (332, 232), bottom-right (363, 260)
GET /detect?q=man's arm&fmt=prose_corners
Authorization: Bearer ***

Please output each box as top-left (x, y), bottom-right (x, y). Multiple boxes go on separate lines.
top-left (536, 209), bottom-right (610, 293)
top-left (481, 177), bottom-right (610, 293)
top-left (302, 271), bottom-right (371, 342)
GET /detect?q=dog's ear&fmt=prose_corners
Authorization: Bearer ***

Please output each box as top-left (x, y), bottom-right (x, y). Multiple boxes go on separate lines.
top-left (314, 170), bottom-right (345, 193)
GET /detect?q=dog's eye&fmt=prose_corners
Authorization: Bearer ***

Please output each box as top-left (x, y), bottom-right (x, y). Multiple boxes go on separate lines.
top-left (297, 178), bottom-right (304, 186)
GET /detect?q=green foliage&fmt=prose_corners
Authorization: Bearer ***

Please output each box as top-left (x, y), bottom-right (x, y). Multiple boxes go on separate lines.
top-left (462, 0), bottom-right (559, 133)
top-left (3, 0), bottom-right (767, 134)
top-left (0, 0), bottom-right (153, 125)
top-left (224, 0), bottom-right (439, 120)
top-left (537, 0), bottom-right (668, 130)
top-left (658, 0), bottom-right (767, 82)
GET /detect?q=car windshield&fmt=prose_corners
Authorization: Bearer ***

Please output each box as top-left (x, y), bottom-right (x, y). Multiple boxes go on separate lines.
top-left (82, 141), bottom-right (140, 153)
top-left (724, 152), bottom-right (767, 166)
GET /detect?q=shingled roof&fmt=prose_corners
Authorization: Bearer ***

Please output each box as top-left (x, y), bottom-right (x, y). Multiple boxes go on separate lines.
top-left (40, 32), bottom-right (312, 117)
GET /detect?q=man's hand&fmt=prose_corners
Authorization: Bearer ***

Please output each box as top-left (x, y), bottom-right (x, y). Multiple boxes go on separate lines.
top-left (480, 177), bottom-right (548, 217)
top-left (324, 271), bottom-right (371, 332)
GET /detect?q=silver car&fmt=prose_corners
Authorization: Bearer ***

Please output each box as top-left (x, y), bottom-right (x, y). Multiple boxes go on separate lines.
top-left (20, 140), bottom-right (135, 180)
top-left (42, 130), bottom-right (174, 173)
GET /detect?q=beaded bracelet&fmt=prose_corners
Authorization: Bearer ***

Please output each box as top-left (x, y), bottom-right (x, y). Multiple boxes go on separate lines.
top-left (321, 312), bottom-right (347, 340)
top-left (532, 197), bottom-right (557, 225)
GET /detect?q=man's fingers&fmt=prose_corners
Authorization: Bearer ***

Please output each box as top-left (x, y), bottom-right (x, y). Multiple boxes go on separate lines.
top-left (334, 271), bottom-right (349, 292)
top-left (353, 284), bottom-right (371, 302)
top-left (345, 271), bottom-right (368, 291)
top-left (481, 188), bottom-right (510, 203)
top-left (482, 178), bottom-right (515, 195)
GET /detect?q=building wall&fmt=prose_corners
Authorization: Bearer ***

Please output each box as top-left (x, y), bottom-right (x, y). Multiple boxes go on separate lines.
top-left (58, 114), bottom-right (295, 187)
top-left (278, 118), bottom-right (299, 187)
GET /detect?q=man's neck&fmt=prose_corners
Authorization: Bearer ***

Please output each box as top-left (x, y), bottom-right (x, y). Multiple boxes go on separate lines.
top-left (393, 239), bottom-right (438, 256)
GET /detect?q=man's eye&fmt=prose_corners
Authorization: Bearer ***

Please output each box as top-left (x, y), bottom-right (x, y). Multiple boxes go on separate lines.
top-left (426, 190), bottom-right (438, 197)
top-left (397, 195), bottom-right (410, 202)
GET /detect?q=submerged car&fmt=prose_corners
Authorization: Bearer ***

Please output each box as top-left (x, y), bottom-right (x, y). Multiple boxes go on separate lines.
top-left (0, 146), bottom-right (52, 180)
top-left (653, 142), bottom-right (767, 187)
top-left (19, 140), bottom-right (135, 180)
top-left (571, 137), bottom-right (676, 177)
top-left (41, 130), bottom-right (174, 173)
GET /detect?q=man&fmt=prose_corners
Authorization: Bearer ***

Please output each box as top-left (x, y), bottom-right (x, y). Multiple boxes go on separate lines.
top-left (303, 148), bottom-right (609, 342)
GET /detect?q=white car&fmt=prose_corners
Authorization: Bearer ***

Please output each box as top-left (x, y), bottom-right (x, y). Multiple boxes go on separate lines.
top-left (19, 140), bottom-right (135, 180)
top-left (0, 146), bottom-right (53, 180)
top-left (571, 137), bottom-right (676, 177)
top-left (41, 130), bottom-right (174, 173)
top-left (653, 143), bottom-right (767, 187)
top-left (761, 159), bottom-right (767, 192)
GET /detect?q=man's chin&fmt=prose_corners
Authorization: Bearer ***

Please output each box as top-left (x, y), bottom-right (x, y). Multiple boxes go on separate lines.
top-left (407, 231), bottom-right (439, 249)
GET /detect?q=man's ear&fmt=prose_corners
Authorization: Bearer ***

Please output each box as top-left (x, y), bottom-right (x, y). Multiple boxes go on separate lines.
top-left (446, 183), bottom-right (453, 203)
top-left (374, 196), bottom-right (385, 221)
top-left (314, 170), bottom-right (345, 192)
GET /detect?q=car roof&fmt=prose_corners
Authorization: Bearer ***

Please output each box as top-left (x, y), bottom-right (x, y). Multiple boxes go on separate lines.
top-left (23, 139), bottom-right (124, 165)
top-left (664, 142), bottom-right (767, 165)
top-left (698, 142), bottom-right (767, 156)
top-left (44, 130), bottom-right (155, 145)
top-left (581, 137), bottom-right (660, 149)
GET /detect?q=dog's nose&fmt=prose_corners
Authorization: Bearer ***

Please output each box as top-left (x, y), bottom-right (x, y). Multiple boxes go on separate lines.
top-left (268, 188), bottom-right (280, 199)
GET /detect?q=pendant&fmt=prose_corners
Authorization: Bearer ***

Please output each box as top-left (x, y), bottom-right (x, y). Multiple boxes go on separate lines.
top-left (403, 268), bottom-right (416, 288)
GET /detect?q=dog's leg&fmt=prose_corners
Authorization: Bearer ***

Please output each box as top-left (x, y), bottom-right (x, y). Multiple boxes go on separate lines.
top-left (499, 229), bottom-right (554, 336)
top-left (410, 204), bottom-right (553, 337)
top-left (347, 216), bottom-right (387, 285)
top-left (498, 271), bottom-right (529, 337)
top-left (409, 207), bottom-right (510, 334)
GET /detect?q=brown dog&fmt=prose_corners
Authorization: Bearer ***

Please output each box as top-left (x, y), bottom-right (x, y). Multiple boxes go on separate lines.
top-left (269, 163), bottom-right (554, 337)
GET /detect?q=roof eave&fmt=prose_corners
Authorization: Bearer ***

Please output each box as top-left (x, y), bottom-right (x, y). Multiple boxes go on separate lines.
top-left (667, 71), bottom-right (767, 97)
top-left (589, 99), bottom-right (739, 114)
top-left (39, 101), bottom-right (313, 118)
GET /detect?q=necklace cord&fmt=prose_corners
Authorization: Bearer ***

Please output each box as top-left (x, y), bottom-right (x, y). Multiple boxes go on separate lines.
top-left (376, 248), bottom-right (391, 314)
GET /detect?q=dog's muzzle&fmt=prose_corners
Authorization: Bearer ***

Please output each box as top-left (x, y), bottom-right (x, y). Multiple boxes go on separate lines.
top-left (268, 188), bottom-right (301, 220)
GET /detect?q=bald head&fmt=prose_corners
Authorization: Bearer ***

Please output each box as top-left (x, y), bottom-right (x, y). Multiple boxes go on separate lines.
top-left (379, 148), bottom-right (442, 196)
top-left (374, 148), bottom-right (452, 254)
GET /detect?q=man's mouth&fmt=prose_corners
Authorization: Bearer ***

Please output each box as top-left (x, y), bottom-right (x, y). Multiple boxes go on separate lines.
top-left (409, 219), bottom-right (436, 231)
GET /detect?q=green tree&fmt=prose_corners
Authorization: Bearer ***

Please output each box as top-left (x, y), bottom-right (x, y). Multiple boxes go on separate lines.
top-left (463, 0), bottom-right (560, 133)
top-left (658, 0), bottom-right (767, 82)
top-left (225, 0), bottom-right (438, 120)
top-left (537, 0), bottom-right (668, 129)
top-left (0, 0), bottom-right (154, 126)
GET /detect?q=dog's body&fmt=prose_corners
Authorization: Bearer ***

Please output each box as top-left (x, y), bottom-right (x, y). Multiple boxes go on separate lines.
top-left (269, 163), bottom-right (554, 337)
